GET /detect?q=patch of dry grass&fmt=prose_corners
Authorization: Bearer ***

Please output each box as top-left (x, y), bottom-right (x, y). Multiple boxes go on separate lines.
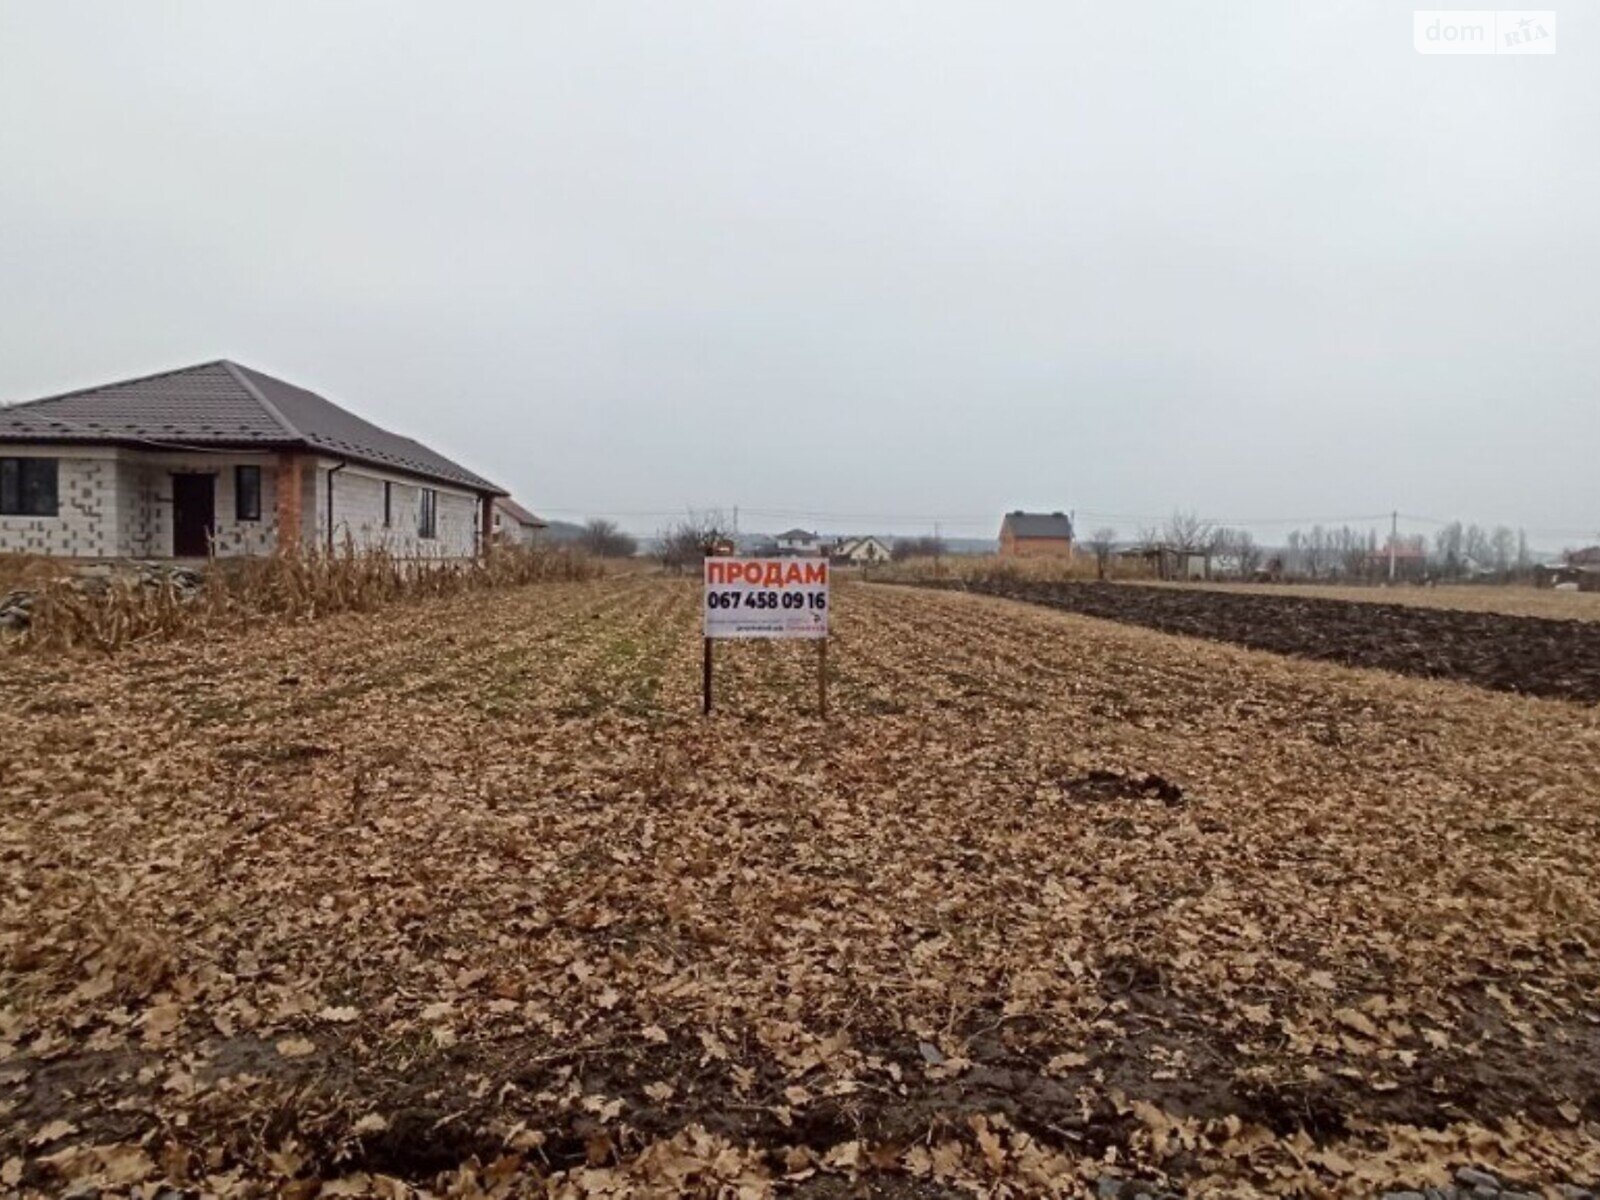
top-left (0, 553), bottom-right (65, 591)
top-left (4, 544), bottom-right (604, 653)
top-left (879, 551), bottom-right (1153, 585)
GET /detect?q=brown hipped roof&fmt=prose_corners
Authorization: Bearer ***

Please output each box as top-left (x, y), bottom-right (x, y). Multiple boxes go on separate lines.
top-left (495, 497), bottom-right (546, 527)
top-left (0, 360), bottom-right (505, 494)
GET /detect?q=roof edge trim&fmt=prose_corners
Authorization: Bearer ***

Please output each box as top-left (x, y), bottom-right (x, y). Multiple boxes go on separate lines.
top-left (220, 360), bottom-right (302, 442)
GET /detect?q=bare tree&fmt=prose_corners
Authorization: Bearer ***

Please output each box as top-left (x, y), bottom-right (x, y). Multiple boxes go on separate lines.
top-left (1084, 527), bottom-right (1117, 580)
top-left (1239, 531), bottom-right (1263, 578)
top-left (1214, 527), bottom-right (1261, 578)
top-left (657, 508), bottom-right (735, 572)
top-left (1463, 524), bottom-right (1492, 573)
top-left (1433, 521), bottom-right (1464, 579)
top-left (1331, 525), bottom-right (1372, 580)
top-left (1163, 510), bottom-right (1213, 552)
top-left (1282, 526), bottom-right (1338, 580)
top-left (1303, 525), bottom-right (1331, 579)
top-left (578, 518), bottom-right (638, 559)
top-left (1489, 526), bottom-right (1516, 575)
top-left (1159, 510), bottom-right (1217, 579)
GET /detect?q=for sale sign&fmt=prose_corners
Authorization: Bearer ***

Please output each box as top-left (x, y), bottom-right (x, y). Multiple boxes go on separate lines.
top-left (704, 557), bottom-right (829, 639)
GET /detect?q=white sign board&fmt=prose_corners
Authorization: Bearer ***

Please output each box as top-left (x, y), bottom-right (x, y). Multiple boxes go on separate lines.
top-left (704, 557), bottom-right (830, 639)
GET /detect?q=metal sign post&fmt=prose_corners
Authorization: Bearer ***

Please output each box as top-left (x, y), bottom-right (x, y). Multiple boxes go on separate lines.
top-left (702, 556), bottom-right (831, 715)
top-left (817, 639), bottom-right (827, 717)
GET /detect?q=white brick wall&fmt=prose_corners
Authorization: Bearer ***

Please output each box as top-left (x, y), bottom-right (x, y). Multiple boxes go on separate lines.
top-left (0, 446), bottom-right (486, 560)
top-left (320, 463), bottom-right (480, 558)
top-left (0, 451), bottom-right (120, 556)
top-left (117, 452), bottom-right (279, 557)
top-left (492, 505), bottom-right (540, 548)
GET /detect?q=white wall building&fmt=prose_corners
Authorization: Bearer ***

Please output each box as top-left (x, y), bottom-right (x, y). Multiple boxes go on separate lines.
top-left (831, 535), bottom-right (893, 565)
top-left (492, 497), bottom-right (547, 548)
top-left (774, 528), bottom-right (822, 555)
top-left (0, 360), bottom-right (504, 560)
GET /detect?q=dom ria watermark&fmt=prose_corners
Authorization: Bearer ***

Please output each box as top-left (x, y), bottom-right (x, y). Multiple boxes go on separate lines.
top-left (1414, 10), bottom-right (1556, 53)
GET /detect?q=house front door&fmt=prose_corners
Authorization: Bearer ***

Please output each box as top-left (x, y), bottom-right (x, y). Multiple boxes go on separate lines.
top-left (171, 473), bottom-right (215, 557)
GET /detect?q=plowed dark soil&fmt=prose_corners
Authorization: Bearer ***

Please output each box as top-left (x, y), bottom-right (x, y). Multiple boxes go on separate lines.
top-left (920, 579), bottom-right (1600, 702)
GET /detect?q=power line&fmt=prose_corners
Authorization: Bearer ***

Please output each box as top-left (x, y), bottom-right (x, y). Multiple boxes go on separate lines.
top-left (524, 502), bottom-right (1596, 544)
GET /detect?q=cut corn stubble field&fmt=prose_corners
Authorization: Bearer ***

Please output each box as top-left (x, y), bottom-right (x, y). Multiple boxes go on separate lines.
top-left (1, 577), bottom-right (1599, 1196)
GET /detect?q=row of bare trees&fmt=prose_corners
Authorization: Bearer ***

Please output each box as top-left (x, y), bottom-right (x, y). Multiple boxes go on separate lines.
top-left (1082, 513), bottom-right (1262, 580)
top-left (1430, 521), bottom-right (1534, 578)
top-left (891, 535), bottom-right (947, 561)
top-left (1282, 526), bottom-right (1382, 580)
top-left (1122, 514), bottom-right (1538, 582)
top-left (1276, 522), bottom-right (1534, 580)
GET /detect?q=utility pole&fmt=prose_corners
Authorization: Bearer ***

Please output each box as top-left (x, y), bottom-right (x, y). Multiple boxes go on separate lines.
top-left (934, 520), bottom-right (942, 578)
top-left (1389, 510), bottom-right (1398, 583)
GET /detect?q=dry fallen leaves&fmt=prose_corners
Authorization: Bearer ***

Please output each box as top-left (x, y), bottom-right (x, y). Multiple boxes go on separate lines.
top-left (1, 576), bottom-right (1597, 1194)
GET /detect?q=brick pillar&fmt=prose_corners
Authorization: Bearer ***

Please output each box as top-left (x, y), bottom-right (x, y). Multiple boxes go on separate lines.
top-left (479, 494), bottom-right (495, 560)
top-left (276, 453), bottom-right (303, 553)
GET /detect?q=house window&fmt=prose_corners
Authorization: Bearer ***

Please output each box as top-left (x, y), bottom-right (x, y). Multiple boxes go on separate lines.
top-left (0, 457), bottom-right (59, 517)
top-left (383, 481), bottom-right (393, 529)
top-left (235, 465), bottom-right (262, 521)
top-left (419, 488), bottom-right (437, 540)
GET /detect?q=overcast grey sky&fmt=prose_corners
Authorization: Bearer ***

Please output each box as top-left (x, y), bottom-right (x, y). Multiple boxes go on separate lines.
top-left (1, 3), bottom-right (1595, 544)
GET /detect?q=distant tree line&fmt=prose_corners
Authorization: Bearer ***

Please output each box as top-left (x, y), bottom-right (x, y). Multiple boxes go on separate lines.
top-left (1426, 521), bottom-right (1533, 579)
top-left (1102, 511), bottom-right (1537, 584)
top-left (1276, 521), bottom-right (1533, 581)
top-left (891, 535), bottom-right (947, 561)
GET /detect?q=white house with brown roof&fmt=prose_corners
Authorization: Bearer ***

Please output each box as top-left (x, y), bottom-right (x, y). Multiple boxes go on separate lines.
top-left (830, 535), bottom-right (892, 565)
top-left (0, 361), bottom-right (506, 560)
top-left (492, 497), bottom-right (547, 548)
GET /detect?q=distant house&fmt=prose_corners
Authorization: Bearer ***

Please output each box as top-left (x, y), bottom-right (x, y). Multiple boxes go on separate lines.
top-left (1545, 546), bottom-right (1600, 592)
top-left (775, 528), bottom-right (822, 556)
top-left (998, 511), bottom-right (1074, 559)
top-left (0, 360), bottom-right (505, 559)
top-left (831, 535), bottom-right (892, 565)
top-left (492, 498), bottom-right (547, 548)
top-left (1363, 537), bottom-right (1429, 582)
